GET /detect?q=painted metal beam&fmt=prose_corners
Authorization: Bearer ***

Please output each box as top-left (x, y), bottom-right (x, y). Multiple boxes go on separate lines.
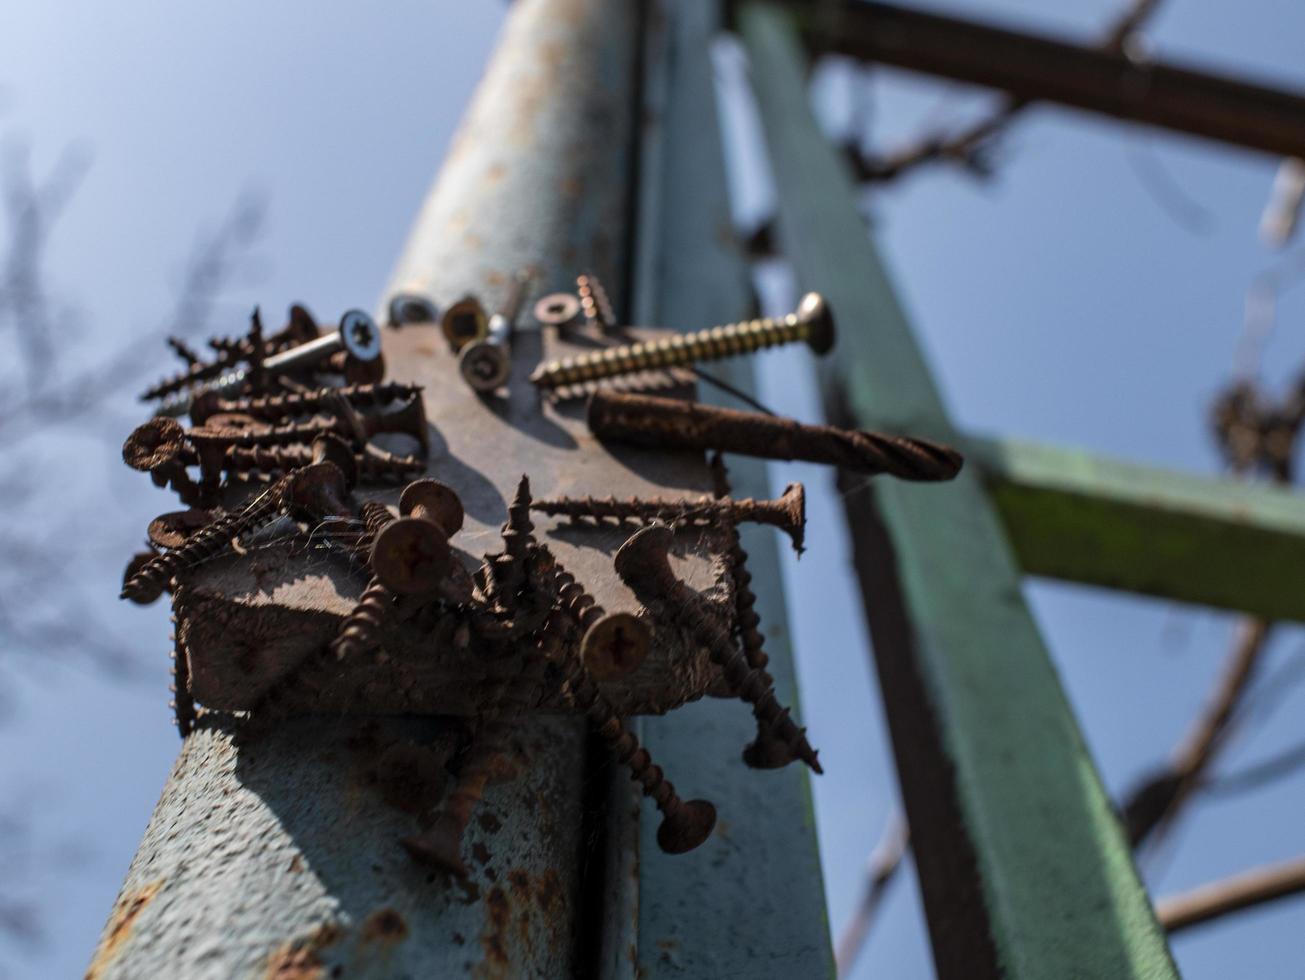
top-left (628, 2), bottom-right (834, 976)
top-left (87, 2), bottom-right (641, 977)
top-left (785, 0), bottom-right (1305, 159)
top-left (740, 6), bottom-right (1178, 979)
top-left (970, 433), bottom-right (1305, 622)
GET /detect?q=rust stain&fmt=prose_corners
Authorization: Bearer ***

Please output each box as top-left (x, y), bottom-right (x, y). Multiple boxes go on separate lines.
top-left (536, 868), bottom-right (562, 915)
top-left (471, 841), bottom-right (492, 866)
top-left (507, 869), bottom-right (531, 898)
top-left (476, 885), bottom-right (511, 977)
top-left (86, 879), bottom-right (163, 980)
top-left (263, 922), bottom-right (341, 980)
top-left (360, 906), bottom-right (409, 944)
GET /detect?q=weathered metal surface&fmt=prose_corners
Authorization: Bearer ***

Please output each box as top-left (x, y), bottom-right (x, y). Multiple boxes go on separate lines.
top-left (86, 716), bottom-right (585, 980)
top-left (789, 0), bottom-right (1305, 160)
top-left (622, 2), bottom-right (836, 977)
top-left (91, 1), bottom-right (660, 976)
top-left (969, 432), bottom-right (1305, 623)
top-left (741, 5), bottom-right (1177, 979)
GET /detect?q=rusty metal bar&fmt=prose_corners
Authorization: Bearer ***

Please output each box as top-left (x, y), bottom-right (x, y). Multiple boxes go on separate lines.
top-left (789, 0), bottom-right (1305, 159)
top-left (87, 2), bottom-right (644, 976)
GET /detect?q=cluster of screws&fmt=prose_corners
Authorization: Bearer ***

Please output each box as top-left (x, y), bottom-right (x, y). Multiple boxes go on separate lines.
top-left (145, 305), bottom-right (385, 418)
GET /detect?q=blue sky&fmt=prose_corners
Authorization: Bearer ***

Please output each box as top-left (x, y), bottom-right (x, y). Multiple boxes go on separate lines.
top-left (2, 2), bottom-right (1304, 978)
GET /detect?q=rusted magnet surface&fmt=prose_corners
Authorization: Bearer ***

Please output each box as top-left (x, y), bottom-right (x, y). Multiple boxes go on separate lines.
top-left (181, 323), bottom-right (735, 717)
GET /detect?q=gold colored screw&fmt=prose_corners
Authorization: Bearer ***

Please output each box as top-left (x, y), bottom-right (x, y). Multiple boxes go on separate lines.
top-left (529, 292), bottom-right (835, 389)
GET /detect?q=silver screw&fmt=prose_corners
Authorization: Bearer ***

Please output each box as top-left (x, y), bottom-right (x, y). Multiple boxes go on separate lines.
top-left (458, 271), bottom-right (533, 393)
top-left (156, 310), bottom-right (384, 417)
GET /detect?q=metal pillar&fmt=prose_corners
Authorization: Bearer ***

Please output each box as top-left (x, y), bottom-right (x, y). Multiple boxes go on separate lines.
top-left (87, 2), bottom-right (641, 976)
top-left (629, 1), bottom-right (834, 975)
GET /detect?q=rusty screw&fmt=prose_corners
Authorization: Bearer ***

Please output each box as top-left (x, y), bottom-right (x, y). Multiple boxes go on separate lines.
top-left (286, 460), bottom-right (355, 521)
top-left (614, 524), bottom-right (822, 774)
top-left (589, 389), bottom-right (963, 481)
top-left (121, 478), bottom-right (291, 604)
top-left (532, 483), bottom-right (807, 554)
top-left (370, 479), bottom-right (465, 597)
top-left (527, 549), bottom-right (710, 853)
top-left (458, 271), bottom-right (532, 393)
top-left (529, 292), bottom-right (835, 389)
top-left (123, 418), bottom-right (200, 505)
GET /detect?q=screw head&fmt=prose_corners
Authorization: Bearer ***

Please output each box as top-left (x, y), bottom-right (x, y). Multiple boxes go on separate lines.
top-left (533, 293), bottom-right (581, 327)
top-left (286, 303), bottom-right (321, 343)
top-left (581, 612), bottom-right (652, 681)
top-left (458, 340), bottom-right (510, 392)
top-left (656, 798), bottom-right (717, 854)
top-left (371, 517), bottom-right (452, 595)
top-left (287, 461), bottom-right (352, 517)
top-left (399, 479), bottom-right (464, 535)
top-left (441, 296), bottom-right (489, 351)
top-left (386, 292), bottom-right (439, 327)
top-left (338, 309), bottom-right (383, 362)
top-left (613, 524), bottom-right (675, 594)
top-left (123, 418), bottom-right (187, 471)
top-left (796, 292), bottom-right (835, 355)
top-left (310, 434), bottom-right (358, 490)
top-left (148, 509), bottom-right (214, 550)
top-left (780, 482), bottom-right (806, 554)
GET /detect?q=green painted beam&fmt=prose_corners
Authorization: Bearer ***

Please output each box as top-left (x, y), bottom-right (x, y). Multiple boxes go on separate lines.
top-left (970, 433), bottom-right (1305, 622)
top-left (740, 6), bottom-right (1178, 979)
top-left (627, 2), bottom-right (835, 976)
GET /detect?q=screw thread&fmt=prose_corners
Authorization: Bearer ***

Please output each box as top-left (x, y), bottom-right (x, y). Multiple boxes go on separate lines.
top-left (675, 590), bottom-right (821, 773)
top-left (201, 382), bottom-right (422, 423)
top-left (526, 545), bottom-right (691, 818)
top-left (576, 273), bottom-right (615, 331)
top-left (331, 578), bottom-right (396, 661)
top-left (533, 490), bottom-right (804, 552)
top-left (122, 479), bottom-right (288, 603)
top-left (170, 608), bottom-right (197, 738)
top-left (530, 312), bottom-right (812, 388)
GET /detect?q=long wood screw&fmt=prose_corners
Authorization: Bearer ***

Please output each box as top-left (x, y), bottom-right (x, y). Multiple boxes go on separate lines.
top-left (121, 478), bottom-right (290, 604)
top-left (576, 272), bottom-right (615, 332)
top-left (532, 483), bottom-right (807, 554)
top-left (709, 454), bottom-right (793, 767)
top-left (193, 382), bottom-right (423, 424)
top-left (615, 524), bottom-right (823, 774)
top-left (589, 389), bottom-right (963, 481)
top-left (527, 546), bottom-right (711, 853)
top-left (530, 292), bottom-right (836, 389)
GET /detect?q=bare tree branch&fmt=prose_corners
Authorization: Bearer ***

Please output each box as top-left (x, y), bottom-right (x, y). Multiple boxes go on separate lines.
top-left (834, 812), bottom-right (909, 977)
top-left (1157, 855), bottom-right (1305, 934)
top-left (839, 0), bottom-right (1168, 184)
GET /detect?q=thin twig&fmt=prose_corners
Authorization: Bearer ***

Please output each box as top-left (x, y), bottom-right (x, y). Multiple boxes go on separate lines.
top-left (1156, 855), bottom-right (1305, 934)
top-left (841, 0), bottom-right (1167, 183)
top-left (834, 812), bottom-right (910, 977)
